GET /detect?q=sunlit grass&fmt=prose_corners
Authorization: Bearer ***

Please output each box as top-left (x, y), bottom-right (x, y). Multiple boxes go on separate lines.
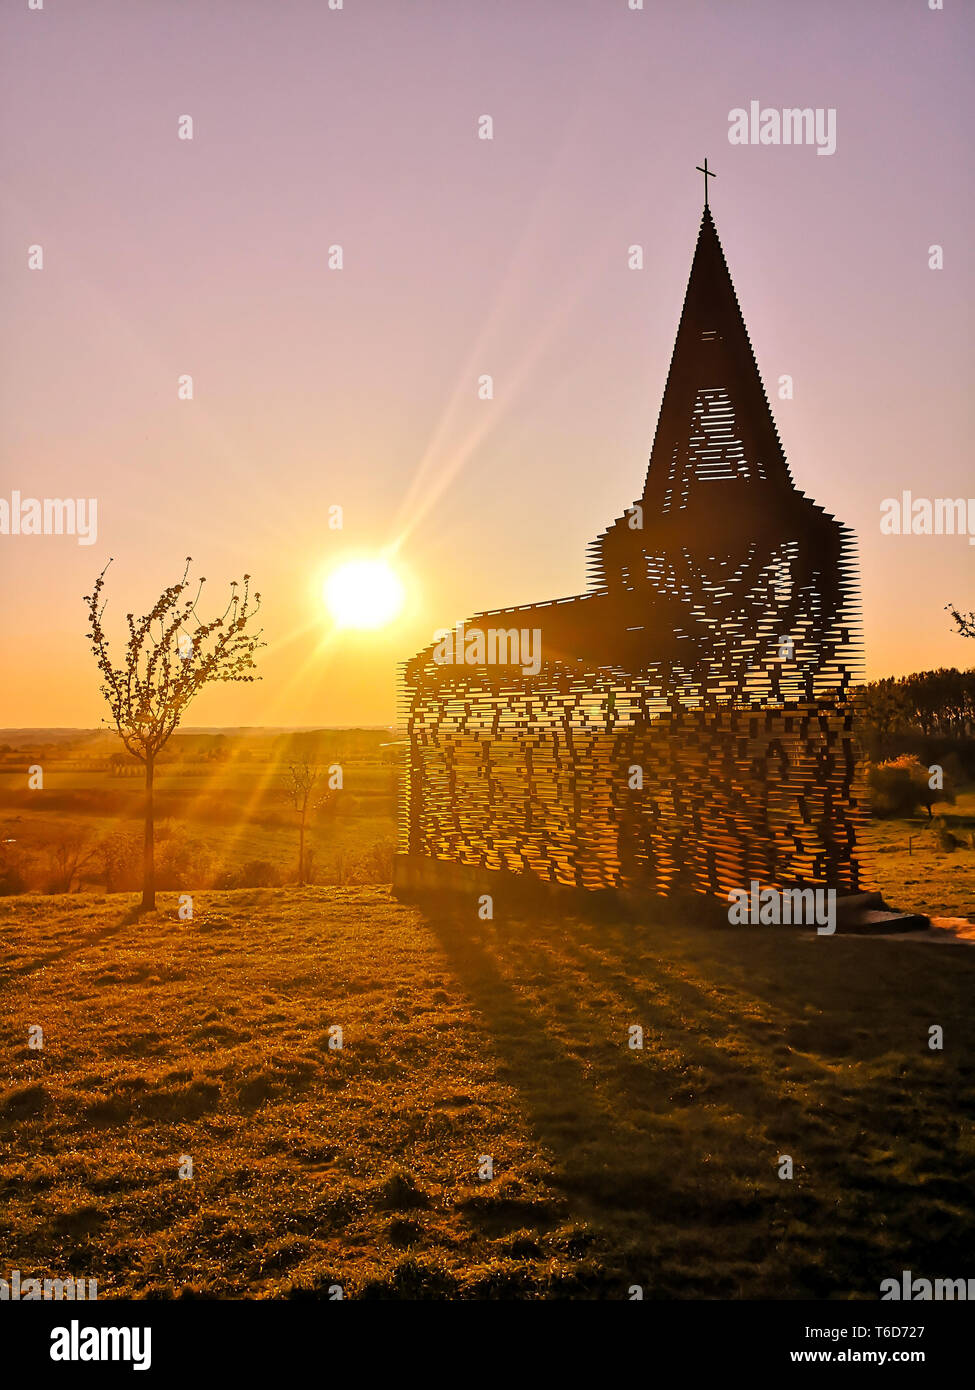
top-left (1, 887), bottom-right (972, 1298)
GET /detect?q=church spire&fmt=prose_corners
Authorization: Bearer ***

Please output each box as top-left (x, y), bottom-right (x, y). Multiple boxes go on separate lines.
top-left (641, 197), bottom-right (791, 512)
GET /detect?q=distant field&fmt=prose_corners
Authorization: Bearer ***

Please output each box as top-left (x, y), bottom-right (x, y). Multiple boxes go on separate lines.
top-left (2, 725), bottom-right (974, 917)
top-left (862, 789), bottom-right (975, 920)
top-left (0, 748), bottom-right (399, 891)
top-left (0, 887), bottom-right (973, 1298)
top-left (2, 757), bottom-right (974, 917)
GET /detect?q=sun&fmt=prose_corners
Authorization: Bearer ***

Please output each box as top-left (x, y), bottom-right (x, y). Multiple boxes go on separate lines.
top-left (324, 558), bottom-right (405, 630)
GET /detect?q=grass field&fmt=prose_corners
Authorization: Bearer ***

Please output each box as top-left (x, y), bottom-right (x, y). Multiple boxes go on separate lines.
top-left (1, 887), bottom-right (973, 1299)
top-left (862, 788), bottom-right (975, 920)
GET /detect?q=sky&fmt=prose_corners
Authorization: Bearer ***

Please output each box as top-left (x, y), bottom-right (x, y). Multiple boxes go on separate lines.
top-left (1, 0), bottom-right (972, 728)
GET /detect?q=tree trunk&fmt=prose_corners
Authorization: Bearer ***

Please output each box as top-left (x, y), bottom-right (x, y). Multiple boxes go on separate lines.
top-left (142, 754), bottom-right (156, 911)
top-left (298, 808), bottom-right (306, 887)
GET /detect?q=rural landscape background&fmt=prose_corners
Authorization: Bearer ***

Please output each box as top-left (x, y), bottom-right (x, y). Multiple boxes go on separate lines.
top-left (0, 683), bottom-right (973, 1298)
top-left (2, 674), bottom-right (973, 914)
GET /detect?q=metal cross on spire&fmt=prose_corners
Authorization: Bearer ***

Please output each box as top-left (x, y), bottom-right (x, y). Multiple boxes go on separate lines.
top-left (696, 158), bottom-right (715, 210)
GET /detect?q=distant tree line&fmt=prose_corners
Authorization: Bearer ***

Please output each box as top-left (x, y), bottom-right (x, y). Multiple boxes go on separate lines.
top-left (854, 667), bottom-right (975, 765)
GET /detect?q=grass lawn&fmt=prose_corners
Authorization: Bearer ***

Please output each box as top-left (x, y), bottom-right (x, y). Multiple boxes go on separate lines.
top-left (865, 788), bottom-right (975, 920)
top-left (1, 887), bottom-right (973, 1299)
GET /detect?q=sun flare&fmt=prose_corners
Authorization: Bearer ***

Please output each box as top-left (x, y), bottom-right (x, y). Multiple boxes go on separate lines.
top-left (324, 558), bottom-right (405, 631)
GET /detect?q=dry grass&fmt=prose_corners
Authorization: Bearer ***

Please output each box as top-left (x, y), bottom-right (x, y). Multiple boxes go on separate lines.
top-left (0, 887), bottom-right (973, 1299)
top-left (865, 788), bottom-right (975, 920)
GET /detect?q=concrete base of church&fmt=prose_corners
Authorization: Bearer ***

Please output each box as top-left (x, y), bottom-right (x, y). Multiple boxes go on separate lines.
top-left (392, 854), bottom-right (929, 934)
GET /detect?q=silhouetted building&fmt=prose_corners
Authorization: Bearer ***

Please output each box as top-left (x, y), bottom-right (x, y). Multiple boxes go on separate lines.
top-left (396, 193), bottom-right (871, 912)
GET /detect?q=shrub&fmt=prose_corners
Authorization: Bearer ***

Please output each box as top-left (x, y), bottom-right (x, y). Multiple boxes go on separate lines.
top-left (321, 838), bottom-right (395, 886)
top-left (933, 818), bottom-right (960, 852)
top-left (0, 849), bottom-right (29, 896)
top-left (238, 859), bottom-right (281, 889)
top-left (866, 755), bottom-right (957, 820)
top-left (212, 859), bottom-right (281, 890)
top-left (154, 826), bottom-right (213, 890)
top-left (99, 832), bottom-right (142, 892)
top-left (44, 835), bottom-right (98, 893)
top-left (363, 838), bottom-right (394, 882)
top-left (97, 825), bottom-right (215, 893)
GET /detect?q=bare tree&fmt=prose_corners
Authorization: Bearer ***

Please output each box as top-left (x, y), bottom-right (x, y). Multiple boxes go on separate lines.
top-left (47, 834), bottom-right (99, 894)
top-left (286, 760), bottom-right (320, 886)
top-left (947, 604), bottom-right (975, 640)
top-left (85, 558), bottom-right (263, 911)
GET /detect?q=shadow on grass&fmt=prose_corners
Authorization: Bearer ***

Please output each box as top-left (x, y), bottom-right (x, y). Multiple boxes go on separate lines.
top-left (423, 908), bottom-right (619, 1164)
top-left (422, 904), bottom-right (780, 1296)
top-left (422, 898), bottom-right (975, 1297)
top-left (0, 903), bottom-right (143, 985)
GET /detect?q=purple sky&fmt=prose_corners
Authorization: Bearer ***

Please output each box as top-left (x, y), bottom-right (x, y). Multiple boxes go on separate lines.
top-left (1, 0), bottom-right (972, 726)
